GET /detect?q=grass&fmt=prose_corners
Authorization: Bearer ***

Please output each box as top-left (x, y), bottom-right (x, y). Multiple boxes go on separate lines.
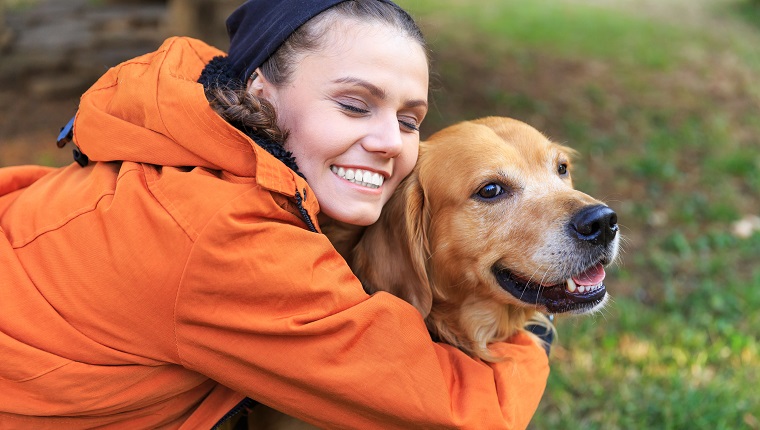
top-left (407, 0), bottom-right (701, 69)
top-left (397, 0), bottom-right (760, 427)
top-left (3, 0), bottom-right (39, 10)
top-left (734, 0), bottom-right (760, 30)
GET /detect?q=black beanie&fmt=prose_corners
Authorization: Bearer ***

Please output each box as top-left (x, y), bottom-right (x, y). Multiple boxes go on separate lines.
top-left (225, 0), bottom-right (397, 82)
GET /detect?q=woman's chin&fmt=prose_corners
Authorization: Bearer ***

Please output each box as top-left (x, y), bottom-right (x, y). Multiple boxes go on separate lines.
top-left (321, 205), bottom-right (380, 227)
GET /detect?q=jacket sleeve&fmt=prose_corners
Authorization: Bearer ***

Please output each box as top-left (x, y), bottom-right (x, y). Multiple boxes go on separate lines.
top-left (0, 166), bottom-right (56, 198)
top-left (174, 196), bottom-right (549, 430)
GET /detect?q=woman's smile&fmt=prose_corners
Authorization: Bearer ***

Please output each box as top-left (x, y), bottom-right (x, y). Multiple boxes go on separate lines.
top-left (330, 165), bottom-right (387, 190)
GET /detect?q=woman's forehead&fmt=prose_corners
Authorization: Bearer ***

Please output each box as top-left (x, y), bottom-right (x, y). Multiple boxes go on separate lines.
top-left (317, 19), bottom-right (425, 61)
top-left (304, 20), bottom-right (428, 81)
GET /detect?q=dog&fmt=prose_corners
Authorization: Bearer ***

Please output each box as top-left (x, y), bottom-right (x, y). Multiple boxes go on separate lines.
top-left (248, 116), bottom-right (620, 428)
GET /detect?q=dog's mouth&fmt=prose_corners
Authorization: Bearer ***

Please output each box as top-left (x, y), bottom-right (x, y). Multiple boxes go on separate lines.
top-left (493, 263), bottom-right (607, 314)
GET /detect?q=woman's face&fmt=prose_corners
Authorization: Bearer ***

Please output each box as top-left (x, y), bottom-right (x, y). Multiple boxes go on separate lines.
top-left (250, 20), bottom-right (429, 226)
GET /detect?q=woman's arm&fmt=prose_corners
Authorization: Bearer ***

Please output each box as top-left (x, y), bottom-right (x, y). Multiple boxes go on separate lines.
top-left (174, 199), bottom-right (548, 430)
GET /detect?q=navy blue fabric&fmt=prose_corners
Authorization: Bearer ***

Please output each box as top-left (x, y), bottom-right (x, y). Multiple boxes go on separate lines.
top-left (226, 0), bottom-right (397, 82)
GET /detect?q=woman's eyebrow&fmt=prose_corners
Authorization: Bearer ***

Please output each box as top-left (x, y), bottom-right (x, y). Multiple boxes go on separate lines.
top-left (332, 76), bottom-right (386, 99)
top-left (332, 76), bottom-right (428, 109)
top-left (404, 99), bottom-right (428, 110)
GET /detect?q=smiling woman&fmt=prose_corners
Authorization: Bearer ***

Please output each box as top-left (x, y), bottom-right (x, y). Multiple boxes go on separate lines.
top-left (248, 18), bottom-right (429, 226)
top-left (0, 0), bottom-right (549, 429)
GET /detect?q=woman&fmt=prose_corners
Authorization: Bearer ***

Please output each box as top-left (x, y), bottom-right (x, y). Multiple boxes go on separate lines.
top-left (0, 1), bottom-right (549, 428)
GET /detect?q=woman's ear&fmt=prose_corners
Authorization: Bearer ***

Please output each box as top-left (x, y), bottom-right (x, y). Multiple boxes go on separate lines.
top-left (246, 68), bottom-right (266, 97)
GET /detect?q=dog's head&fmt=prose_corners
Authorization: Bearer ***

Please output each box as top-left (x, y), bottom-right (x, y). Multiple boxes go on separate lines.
top-left (351, 117), bottom-right (620, 360)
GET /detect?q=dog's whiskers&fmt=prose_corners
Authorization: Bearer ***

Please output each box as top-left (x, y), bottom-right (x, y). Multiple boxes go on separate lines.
top-left (522, 265), bottom-right (555, 308)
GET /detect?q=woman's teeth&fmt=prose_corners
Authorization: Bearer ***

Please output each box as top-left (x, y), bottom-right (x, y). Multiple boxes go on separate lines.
top-left (331, 166), bottom-right (384, 189)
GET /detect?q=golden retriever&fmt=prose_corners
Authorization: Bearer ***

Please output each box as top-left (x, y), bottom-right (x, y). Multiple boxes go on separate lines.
top-left (247, 116), bottom-right (620, 428)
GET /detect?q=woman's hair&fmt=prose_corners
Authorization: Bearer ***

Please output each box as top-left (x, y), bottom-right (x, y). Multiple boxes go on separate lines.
top-left (204, 0), bottom-right (426, 145)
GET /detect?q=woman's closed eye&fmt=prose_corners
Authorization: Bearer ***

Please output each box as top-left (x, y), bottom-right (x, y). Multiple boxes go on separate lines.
top-left (338, 101), bottom-right (370, 115)
top-left (337, 98), bottom-right (421, 132)
top-left (398, 115), bottom-right (419, 132)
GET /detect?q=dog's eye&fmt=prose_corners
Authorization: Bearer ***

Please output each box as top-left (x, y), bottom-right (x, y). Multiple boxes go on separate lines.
top-left (558, 163), bottom-right (568, 175)
top-left (477, 183), bottom-right (505, 199)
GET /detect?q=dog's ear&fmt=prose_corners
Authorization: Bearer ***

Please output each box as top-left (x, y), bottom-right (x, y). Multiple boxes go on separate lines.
top-left (399, 172), bottom-right (434, 317)
top-left (351, 171), bottom-right (433, 318)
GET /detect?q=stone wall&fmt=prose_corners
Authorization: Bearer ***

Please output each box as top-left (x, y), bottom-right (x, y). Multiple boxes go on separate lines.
top-left (0, 0), bottom-right (236, 99)
top-left (1, 0), bottom-right (167, 98)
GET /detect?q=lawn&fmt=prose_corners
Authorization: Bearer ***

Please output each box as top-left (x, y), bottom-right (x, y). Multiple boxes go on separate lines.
top-left (396, 0), bottom-right (760, 428)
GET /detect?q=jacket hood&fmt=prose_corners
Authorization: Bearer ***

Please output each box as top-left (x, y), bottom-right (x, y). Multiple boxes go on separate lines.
top-left (73, 37), bottom-right (262, 178)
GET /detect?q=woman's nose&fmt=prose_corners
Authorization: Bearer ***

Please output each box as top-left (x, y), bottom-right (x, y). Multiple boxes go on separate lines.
top-left (362, 115), bottom-right (404, 158)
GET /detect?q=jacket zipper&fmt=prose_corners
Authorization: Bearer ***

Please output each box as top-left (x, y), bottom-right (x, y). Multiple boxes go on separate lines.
top-left (210, 397), bottom-right (257, 430)
top-left (294, 188), bottom-right (317, 233)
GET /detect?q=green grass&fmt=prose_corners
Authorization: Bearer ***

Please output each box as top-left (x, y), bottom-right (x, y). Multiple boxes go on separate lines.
top-left (404, 0), bottom-right (701, 69)
top-left (397, 0), bottom-right (760, 427)
top-left (546, 262), bottom-right (760, 428)
top-left (734, 0), bottom-right (760, 31)
top-left (3, 0), bottom-right (40, 10)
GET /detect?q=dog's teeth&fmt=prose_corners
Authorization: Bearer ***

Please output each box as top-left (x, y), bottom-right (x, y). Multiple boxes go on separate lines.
top-left (566, 279), bottom-right (604, 295)
top-left (566, 278), bottom-right (577, 293)
top-left (345, 169), bottom-right (355, 181)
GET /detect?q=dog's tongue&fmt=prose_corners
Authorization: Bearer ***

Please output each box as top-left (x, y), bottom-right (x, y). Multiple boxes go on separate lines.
top-left (572, 263), bottom-right (606, 286)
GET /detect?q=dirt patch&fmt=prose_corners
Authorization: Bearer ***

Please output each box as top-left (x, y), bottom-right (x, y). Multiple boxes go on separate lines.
top-left (0, 90), bottom-right (80, 166)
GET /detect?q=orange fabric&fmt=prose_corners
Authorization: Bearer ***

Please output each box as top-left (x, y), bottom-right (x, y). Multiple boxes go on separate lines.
top-left (0, 37), bottom-right (548, 429)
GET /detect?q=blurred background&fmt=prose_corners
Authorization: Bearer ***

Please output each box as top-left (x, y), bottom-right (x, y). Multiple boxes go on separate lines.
top-left (1, 0), bottom-right (758, 428)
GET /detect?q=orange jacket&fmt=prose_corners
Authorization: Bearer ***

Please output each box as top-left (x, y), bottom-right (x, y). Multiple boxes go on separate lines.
top-left (0, 37), bottom-right (548, 429)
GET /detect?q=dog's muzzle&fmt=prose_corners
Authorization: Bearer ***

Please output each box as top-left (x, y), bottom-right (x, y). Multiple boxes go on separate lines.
top-left (493, 204), bottom-right (618, 314)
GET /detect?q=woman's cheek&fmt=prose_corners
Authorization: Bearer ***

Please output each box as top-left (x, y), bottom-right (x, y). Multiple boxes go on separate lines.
top-left (401, 143), bottom-right (419, 177)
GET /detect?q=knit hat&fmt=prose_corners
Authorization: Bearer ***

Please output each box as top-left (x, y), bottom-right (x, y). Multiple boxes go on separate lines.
top-left (225, 0), bottom-right (397, 82)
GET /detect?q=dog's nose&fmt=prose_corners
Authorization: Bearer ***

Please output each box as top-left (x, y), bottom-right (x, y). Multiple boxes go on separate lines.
top-left (570, 205), bottom-right (618, 245)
